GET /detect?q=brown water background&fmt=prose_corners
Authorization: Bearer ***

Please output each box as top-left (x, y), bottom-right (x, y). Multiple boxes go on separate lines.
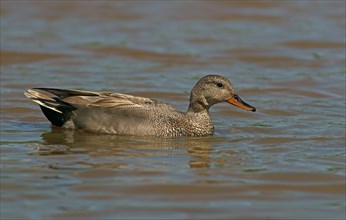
top-left (1, 1), bottom-right (345, 219)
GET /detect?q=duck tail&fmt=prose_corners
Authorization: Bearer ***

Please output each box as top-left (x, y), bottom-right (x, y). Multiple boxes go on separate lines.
top-left (24, 88), bottom-right (75, 127)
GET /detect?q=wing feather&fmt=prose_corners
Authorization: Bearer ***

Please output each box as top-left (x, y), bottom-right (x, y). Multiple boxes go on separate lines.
top-left (28, 88), bottom-right (177, 113)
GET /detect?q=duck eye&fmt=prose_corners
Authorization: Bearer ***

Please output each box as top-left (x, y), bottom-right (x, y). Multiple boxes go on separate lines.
top-left (216, 82), bottom-right (223, 88)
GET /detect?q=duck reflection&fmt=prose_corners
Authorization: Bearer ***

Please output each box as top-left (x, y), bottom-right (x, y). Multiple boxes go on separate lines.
top-left (39, 127), bottom-right (217, 168)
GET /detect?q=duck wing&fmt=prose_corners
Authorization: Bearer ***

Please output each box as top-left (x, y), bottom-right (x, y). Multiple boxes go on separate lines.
top-left (25, 88), bottom-right (177, 115)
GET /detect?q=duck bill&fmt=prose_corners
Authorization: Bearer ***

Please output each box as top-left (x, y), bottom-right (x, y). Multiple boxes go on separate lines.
top-left (227, 94), bottom-right (256, 112)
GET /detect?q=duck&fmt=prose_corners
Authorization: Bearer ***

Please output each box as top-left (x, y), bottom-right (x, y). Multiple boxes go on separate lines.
top-left (24, 75), bottom-right (255, 137)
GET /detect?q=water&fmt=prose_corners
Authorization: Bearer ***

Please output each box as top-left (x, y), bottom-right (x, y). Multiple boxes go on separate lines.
top-left (1, 1), bottom-right (345, 219)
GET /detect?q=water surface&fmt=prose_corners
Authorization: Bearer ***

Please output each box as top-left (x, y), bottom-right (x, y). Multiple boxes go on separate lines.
top-left (1, 1), bottom-right (345, 219)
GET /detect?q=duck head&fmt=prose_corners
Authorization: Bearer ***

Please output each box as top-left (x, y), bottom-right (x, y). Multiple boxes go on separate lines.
top-left (188, 75), bottom-right (256, 113)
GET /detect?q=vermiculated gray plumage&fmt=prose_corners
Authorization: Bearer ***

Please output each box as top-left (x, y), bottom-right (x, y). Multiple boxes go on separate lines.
top-left (24, 75), bottom-right (255, 137)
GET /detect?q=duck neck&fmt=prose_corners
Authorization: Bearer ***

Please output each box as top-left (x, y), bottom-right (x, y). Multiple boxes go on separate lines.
top-left (187, 100), bottom-right (209, 114)
top-left (186, 102), bottom-right (214, 135)
top-left (186, 98), bottom-right (212, 120)
top-left (187, 90), bottom-right (210, 113)
top-left (186, 92), bottom-right (213, 129)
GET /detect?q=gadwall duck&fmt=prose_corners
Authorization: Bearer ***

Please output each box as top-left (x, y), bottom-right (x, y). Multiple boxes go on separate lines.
top-left (25, 75), bottom-right (255, 137)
